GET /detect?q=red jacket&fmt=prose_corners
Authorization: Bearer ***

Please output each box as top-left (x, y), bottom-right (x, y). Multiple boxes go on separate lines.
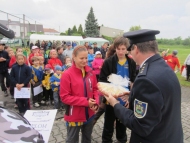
top-left (92, 58), bottom-right (104, 75)
top-left (163, 55), bottom-right (180, 70)
top-left (28, 53), bottom-right (43, 65)
top-left (48, 58), bottom-right (63, 70)
top-left (60, 63), bottom-right (99, 122)
top-left (9, 56), bottom-right (28, 68)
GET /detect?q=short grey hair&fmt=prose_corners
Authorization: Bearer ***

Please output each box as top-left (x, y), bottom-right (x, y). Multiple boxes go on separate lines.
top-left (135, 40), bottom-right (158, 53)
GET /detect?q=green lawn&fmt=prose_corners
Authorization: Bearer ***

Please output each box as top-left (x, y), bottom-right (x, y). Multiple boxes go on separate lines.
top-left (158, 44), bottom-right (190, 87)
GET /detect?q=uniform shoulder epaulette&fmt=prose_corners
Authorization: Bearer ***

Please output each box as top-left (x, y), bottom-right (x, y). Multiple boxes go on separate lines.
top-left (138, 63), bottom-right (148, 77)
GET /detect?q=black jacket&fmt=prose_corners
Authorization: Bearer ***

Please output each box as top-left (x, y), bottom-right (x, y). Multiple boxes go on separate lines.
top-left (10, 64), bottom-right (32, 87)
top-left (99, 54), bottom-right (136, 83)
top-left (114, 54), bottom-right (183, 143)
top-left (0, 50), bottom-right (10, 74)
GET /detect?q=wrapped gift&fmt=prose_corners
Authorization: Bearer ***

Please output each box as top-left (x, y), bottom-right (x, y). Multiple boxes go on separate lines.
top-left (97, 74), bottom-right (130, 97)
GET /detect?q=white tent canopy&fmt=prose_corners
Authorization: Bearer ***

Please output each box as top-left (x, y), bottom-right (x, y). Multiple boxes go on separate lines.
top-left (30, 34), bottom-right (83, 44)
top-left (30, 34), bottom-right (109, 47)
top-left (82, 37), bottom-right (109, 47)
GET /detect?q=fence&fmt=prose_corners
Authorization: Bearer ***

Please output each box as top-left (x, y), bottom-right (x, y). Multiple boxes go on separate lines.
top-left (0, 10), bottom-right (43, 48)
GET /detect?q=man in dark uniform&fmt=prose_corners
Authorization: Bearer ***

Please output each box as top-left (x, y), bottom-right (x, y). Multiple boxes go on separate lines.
top-left (103, 29), bottom-right (183, 143)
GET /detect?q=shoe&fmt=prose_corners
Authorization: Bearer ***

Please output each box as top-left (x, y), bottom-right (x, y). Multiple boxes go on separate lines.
top-left (34, 102), bottom-right (40, 107)
top-left (41, 100), bottom-right (45, 104)
top-left (4, 91), bottom-right (8, 97)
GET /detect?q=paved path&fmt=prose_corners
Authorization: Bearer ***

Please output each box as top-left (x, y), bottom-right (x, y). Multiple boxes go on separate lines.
top-left (0, 86), bottom-right (190, 143)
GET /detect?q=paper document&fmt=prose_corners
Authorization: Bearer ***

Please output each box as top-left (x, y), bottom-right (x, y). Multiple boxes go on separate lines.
top-left (14, 87), bottom-right (30, 98)
top-left (24, 110), bottom-right (57, 143)
top-left (33, 85), bottom-right (43, 96)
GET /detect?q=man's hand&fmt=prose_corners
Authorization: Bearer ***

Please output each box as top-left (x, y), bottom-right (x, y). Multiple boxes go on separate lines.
top-left (103, 94), bottom-right (119, 107)
top-left (0, 57), bottom-right (6, 62)
top-left (16, 84), bottom-right (22, 90)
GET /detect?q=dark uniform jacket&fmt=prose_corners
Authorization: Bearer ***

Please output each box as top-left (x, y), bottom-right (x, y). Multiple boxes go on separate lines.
top-left (0, 50), bottom-right (10, 74)
top-left (99, 54), bottom-right (136, 83)
top-left (114, 54), bottom-right (183, 143)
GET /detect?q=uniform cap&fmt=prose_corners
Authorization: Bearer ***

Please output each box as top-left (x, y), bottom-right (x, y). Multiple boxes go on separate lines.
top-left (123, 29), bottom-right (160, 51)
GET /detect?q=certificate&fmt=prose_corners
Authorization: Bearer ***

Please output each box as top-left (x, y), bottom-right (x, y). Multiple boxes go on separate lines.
top-left (14, 87), bottom-right (30, 98)
top-left (33, 85), bottom-right (43, 96)
top-left (24, 110), bottom-right (57, 143)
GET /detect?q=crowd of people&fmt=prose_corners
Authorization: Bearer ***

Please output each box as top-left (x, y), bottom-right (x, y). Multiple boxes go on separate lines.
top-left (0, 31), bottom-right (186, 142)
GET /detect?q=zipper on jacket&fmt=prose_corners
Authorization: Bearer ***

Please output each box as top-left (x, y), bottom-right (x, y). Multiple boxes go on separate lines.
top-left (18, 66), bottom-right (21, 83)
top-left (83, 77), bottom-right (89, 120)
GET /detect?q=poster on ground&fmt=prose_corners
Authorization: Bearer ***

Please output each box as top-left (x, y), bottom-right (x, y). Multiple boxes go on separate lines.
top-left (24, 110), bottom-right (57, 143)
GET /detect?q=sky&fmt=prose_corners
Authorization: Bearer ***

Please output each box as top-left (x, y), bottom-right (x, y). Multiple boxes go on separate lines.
top-left (0, 0), bottom-right (190, 39)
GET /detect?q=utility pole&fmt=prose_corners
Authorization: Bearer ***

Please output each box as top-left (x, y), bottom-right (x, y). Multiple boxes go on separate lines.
top-left (23, 14), bottom-right (25, 40)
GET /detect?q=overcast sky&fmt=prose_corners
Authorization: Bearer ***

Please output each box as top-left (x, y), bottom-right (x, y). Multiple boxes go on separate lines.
top-left (0, 0), bottom-right (190, 39)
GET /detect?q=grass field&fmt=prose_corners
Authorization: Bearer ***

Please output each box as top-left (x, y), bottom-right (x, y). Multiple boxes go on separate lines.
top-left (158, 44), bottom-right (190, 87)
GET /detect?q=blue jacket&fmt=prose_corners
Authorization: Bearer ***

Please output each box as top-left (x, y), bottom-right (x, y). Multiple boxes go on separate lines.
top-left (10, 64), bottom-right (32, 87)
top-left (50, 73), bottom-right (61, 91)
top-left (87, 54), bottom-right (94, 68)
top-left (30, 66), bottom-right (43, 83)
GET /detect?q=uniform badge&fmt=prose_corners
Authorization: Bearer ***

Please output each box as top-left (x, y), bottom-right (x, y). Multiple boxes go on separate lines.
top-left (134, 99), bottom-right (148, 118)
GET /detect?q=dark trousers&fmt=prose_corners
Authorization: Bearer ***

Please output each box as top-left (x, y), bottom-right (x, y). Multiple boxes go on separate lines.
top-left (31, 83), bottom-right (42, 104)
top-left (0, 71), bottom-right (10, 91)
top-left (16, 98), bottom-right (29, 113)
top-left (96, 74), bottom-right (99, 82)
top-left (186, 65), bottom-right (190, 80)
top-left (102, 104), bottom-right (127, 143)
top-left (43, 87), bottom-right (53, 101)
top-left (66, 120), bottom-right (93, 143)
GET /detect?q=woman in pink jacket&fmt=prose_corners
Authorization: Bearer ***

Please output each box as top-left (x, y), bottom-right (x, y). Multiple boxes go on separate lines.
top-left (60, 45), bottom-right (99, 143)
top-left (92, 51), bottom-right (104, 81)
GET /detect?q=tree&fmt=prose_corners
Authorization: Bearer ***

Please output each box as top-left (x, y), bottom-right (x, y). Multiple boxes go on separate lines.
top-left (68, 28), bottom-right (72, 36)
top-left (129, 25), bottom-right (141, 31)
top-left (183, 37), bottom-right (190, 46)
top-left (60, 32), bottom-right (66, 35)
top-left (85, 7), bottom-right (99, 37)
top-left (78, 24), bottom-right (83, 34)
top-left (72, 25), bottom-right (77, 33)
top-left (174, 36), bottom-right (182, 45)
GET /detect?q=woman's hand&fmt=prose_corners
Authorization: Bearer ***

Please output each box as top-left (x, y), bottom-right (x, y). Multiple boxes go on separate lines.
top-left (88, 98), bottom-right (96, 108)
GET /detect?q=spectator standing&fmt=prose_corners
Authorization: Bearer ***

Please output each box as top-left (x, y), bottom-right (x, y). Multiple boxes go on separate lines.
top-left (28, 46), bottom-right (42, 65)
top-left (30, 56), bottom-right (43, 107)
top-left (100, 42), bottom-right (108, 59)
top-left (87, 46), bottom-right (94, 68)
top-left (60, 46), bottom-right (99, 143)
top-left (30, 42), bottom-right (34, 50)
top-left (93, 42), bottom-right (100, 54)
top-left (0, 42), bottom-right (10, 96)
top-left (184, 54), bottom-right (190, 81)
top-left (62, 56), bottom-right (72, 71)
top-left (92, 51), bottom-right (104, 81)
top-left (10, 53), bottom-right (32, 115)
top-left (48, 50), bottom-right (62, 71)
top-left (57, 46), bottom-right (65, 65)
top-left (162, 50), bottom-right (180, 71)
top-left (42, 64), bottom-right (54, 105)
top-left (99, 37), bottom-right (136, 143)
top-left (50, 65), bottom-right (62, 109)
top-left (63, 42), bottom-right (73, 59)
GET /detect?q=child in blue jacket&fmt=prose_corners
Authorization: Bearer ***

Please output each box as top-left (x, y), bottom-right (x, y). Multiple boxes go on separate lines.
top-left (50, 65), bottom-right (62, 109)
